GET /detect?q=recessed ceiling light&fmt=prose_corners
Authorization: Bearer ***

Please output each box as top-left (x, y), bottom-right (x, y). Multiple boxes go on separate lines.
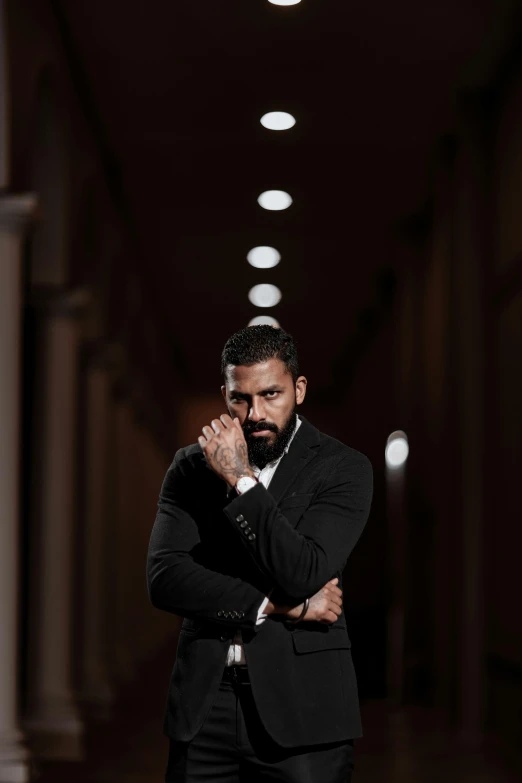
top-left (247, 246), bottom-right (281, 269)
top-left (248, 284), bottom-right (282, 308)
top-left (257, 190), bottom-right (292, 211)
top-left (268, 0), bottom-right (302, 6)
top-left (249, 315), bottom-right (280, 327)
top-left (260, 112), bottom-right (296, 131)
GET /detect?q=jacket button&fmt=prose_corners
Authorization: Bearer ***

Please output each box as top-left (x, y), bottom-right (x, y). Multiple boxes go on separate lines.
top-left (239, 520), bottom-right (248, 528)
top-left (248, 533), bottom-right (256, 541)
top-left (236, 514), bottom-right (245, 523)
top-left (232, 610), bottom-right (238, 618)
top-left (220, 635), bottom-right (228, 641)
top-left (217, 610), bottom-right (224, 617)
top-left (239, 611), bottom-right (244, 617)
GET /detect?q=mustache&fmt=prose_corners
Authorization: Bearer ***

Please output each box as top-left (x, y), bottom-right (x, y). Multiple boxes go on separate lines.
top-left (243, 421), bottom-right (278, 436)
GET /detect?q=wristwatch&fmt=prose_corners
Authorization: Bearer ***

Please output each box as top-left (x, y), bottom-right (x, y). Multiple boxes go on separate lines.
top-left (235, 475), bottom-right (259, 494)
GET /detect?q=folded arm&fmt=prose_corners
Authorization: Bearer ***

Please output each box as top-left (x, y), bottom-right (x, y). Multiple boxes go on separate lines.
top-left (147, 449), bottom-right (269, 629)
top-left (223, 452), bottom-right (373, 602)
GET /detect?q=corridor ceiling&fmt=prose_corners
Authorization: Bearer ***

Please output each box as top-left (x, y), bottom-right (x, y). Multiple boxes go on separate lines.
top-left (61, 0), bottom-right (505, 393)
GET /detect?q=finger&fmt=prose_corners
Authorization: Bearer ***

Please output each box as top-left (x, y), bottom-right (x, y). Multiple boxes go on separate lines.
top-left (198, 436), bottom-right (206, 449)
top-left (211, 419), bottom-right (222, 434)
top-left (329, 577), bottom-right (339, 584)
top-left (320, 611), bottom-right (339, 625)
top-left (202, 425), bottom-right (214, 440)
top-left (233, 416), bottom-right (242, 431)
top-left (326, 584), bottom-right (342, 597)
top-left (220, 413), bottom-right (234, 428)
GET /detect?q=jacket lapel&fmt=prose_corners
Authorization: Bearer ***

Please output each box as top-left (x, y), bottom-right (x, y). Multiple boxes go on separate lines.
top-left (267, 415), bottom-right (320, 504)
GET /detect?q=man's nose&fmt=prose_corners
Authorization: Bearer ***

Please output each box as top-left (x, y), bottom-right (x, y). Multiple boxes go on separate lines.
top-left (248, 399), bottom-right (266, 422)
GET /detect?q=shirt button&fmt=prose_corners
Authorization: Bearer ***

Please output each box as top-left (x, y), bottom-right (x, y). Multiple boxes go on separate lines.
top-left (248, 533), bottom-right (256, 541)
top-left (236, 514), bottom-right (245, 523)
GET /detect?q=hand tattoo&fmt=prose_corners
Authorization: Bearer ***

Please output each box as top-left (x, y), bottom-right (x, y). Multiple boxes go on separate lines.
top-left (198, 414), bottom-right (252, 486)
top-left (211, 440), bottom-right (249, 479)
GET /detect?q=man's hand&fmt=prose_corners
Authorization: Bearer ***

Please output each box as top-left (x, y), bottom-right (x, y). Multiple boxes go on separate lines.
top-left (268, 578), bottom-right (343, 625)
top-left (198, 414), bottom-right (254, 488)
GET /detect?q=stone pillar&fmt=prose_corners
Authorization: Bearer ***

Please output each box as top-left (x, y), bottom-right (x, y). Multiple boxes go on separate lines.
top-left (111, 399), bottom-right (138, 682)
top-left (0, 195), bottom-right (36, 783)
top-left (132, 420), bottom-right (154, 664)
top-left (79, 349), bottom-right (114, 714)
top-left (453, 95), bottom-right (488, 745)
top-left (139, 428), bottom-right (172, 657)
top-left (24, 288), bottom-right (89, 759)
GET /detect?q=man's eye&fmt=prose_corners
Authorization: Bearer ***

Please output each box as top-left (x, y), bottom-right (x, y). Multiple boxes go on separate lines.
top-left (266, 391), bottom-right (278, 398)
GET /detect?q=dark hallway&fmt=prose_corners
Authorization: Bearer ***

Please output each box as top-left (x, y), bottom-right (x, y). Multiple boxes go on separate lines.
top-left (1, 1), bottom-right (522, 781)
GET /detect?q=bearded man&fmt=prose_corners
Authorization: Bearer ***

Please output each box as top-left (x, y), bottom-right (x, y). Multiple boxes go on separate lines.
top-left (147, 325), bottom-right (373, 782)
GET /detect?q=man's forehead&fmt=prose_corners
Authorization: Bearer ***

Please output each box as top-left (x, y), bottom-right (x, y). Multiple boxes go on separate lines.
top-left (225, 358), bottom-right (290, 389)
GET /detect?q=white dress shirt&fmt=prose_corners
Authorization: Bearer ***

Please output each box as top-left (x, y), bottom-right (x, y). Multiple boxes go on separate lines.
top-left (225, 415), bottom-right (302, 666)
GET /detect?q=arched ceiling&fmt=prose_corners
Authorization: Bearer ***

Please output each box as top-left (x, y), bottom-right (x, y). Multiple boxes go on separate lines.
top-left (58, 0), bottom-right (510, 393)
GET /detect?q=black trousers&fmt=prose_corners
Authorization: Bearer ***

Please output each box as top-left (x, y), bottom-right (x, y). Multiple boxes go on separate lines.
top-left (165, 665), bottom-right (355, 782)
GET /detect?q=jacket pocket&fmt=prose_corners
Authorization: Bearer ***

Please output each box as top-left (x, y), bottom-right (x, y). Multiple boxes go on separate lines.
top-left (292, 626), bottom-right (351, 654)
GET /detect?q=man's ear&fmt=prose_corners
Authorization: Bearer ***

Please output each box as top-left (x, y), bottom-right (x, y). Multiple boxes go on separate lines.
top-left (221, 385), bottom-right (227, 402)
top-left (295, 376), bottom-right (307, 405)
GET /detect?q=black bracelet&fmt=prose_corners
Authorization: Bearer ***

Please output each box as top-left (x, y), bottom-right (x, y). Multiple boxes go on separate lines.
top-left (289, 597), bottom-right (309, 624)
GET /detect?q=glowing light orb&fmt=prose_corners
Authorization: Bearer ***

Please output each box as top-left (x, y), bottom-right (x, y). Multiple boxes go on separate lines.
top-left (247, 246), bottom-right (281, 269)
top-left (257, 190), bottom-right (292, 211)
top-left (249, 315), bottom-right (280, 327)
top-left (248, 284), bottom-right (282, 308)
top-left (385, 431), bottom-right (409, 468)
top-left (260, 112), bottom-right (296, 131)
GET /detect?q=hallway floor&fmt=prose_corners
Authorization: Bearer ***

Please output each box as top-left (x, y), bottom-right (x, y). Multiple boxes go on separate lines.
top-left (32, 643), bottom-right (521, 783)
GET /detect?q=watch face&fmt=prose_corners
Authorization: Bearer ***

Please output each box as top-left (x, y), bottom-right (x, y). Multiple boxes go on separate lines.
top-left (237, 476), bottom-right (256, 494)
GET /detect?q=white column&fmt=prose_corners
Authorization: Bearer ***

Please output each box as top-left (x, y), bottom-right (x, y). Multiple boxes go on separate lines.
top-left (0, 195), bottom-right (36, 783)
top-left (80, 355), bottom-right (114, 714)
top-left (24, 288), bottom-right (89, 759)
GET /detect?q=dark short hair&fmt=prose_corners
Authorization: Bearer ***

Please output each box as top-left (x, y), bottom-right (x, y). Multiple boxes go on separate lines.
top-left (221, 325), bottom-right (299, 382)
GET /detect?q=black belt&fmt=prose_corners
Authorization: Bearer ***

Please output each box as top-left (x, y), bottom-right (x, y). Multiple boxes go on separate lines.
top-left (222, 665), bottom-right (251, 685)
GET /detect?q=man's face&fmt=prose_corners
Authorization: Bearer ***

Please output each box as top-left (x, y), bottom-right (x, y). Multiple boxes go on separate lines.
top-left (221, 358), bottom-right (307, 468)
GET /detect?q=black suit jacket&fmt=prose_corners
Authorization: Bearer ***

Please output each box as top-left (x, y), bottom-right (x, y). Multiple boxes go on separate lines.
top-left (147, 416), bottom-right (373, 748)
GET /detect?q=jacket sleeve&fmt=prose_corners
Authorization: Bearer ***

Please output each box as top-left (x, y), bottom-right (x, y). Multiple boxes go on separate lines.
top-left (223, 452), bottom-right (373, 602)
top-left (147, 449), bottom-right (268, 629)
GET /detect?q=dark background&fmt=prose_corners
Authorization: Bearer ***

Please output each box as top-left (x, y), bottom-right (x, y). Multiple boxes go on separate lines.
top-left (1, 0), bottom-right (521, 780)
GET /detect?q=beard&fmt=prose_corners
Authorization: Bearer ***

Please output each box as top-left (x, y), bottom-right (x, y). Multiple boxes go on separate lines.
top-left (242, 409), bottom-right (298, 470)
